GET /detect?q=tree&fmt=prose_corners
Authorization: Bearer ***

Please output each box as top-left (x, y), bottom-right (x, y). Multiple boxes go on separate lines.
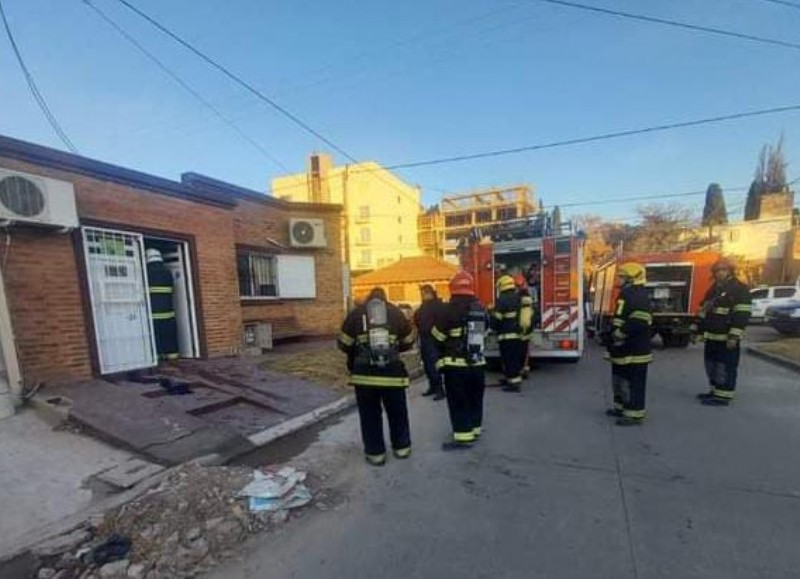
top-left (745, 136), bottom-right (789, 220)
top-left (627, 203), bottom-right (697, 253)
top-left (701, 183), bottom-right (728, 226)
top-left (551, 205), bottom-right (562, 230)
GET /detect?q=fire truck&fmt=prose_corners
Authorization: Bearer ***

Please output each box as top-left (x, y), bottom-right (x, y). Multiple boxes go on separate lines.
top-left (459, 214), bottom-right (586, 362)
top-left (588, 250), bottom-right (720, 348)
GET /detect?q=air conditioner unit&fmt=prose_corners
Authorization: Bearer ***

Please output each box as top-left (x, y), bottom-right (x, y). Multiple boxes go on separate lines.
top-left (289, 218), bottom-right (327, 248)
top-left (0, 168), bottom-right (78, 229)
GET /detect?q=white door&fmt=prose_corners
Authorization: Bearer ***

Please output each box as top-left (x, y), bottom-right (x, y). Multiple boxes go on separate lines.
top-left (83, 227), bottom-right (156, 374)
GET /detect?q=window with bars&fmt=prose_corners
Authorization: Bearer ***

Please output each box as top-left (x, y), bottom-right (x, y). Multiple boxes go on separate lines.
top-left (238, 251), bottom-right (278, 297)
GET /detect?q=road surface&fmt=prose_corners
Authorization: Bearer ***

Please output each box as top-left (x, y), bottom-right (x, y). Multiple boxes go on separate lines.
top-left (210, 339), bottom-right (800, 579)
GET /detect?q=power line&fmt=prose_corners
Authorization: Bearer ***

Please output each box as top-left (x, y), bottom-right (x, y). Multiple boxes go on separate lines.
top-left (383, 103), bottom-right (800, 170)
top-left (0, 0), bottom-right (78, 153)
top-left (529, 0), bottom-right (800, 52)
top-left (82, 0), bottom-right (289, 172)
top-left (557, 186), bottom-right (750, 209)
top-left (755, 0), bottom-right (800, 9)
top-left (111, 0), bottom-right (356, 163)
top-left (110, 0), bottom-right (426, 208)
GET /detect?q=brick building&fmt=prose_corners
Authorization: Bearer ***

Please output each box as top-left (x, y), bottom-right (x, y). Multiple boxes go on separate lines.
top-left (0, 135), bottom-right (343, 389)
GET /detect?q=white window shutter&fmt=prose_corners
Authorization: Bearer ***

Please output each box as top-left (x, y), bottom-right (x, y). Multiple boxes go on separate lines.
top-left (277, 255), bottom-right (316, 299)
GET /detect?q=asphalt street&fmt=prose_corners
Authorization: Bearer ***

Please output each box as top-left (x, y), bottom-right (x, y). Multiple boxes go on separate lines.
top-left (211, 338), bottom-right (800, 579)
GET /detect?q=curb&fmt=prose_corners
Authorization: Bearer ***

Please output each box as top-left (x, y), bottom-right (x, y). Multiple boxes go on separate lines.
top-left (247, 394), bottom-right (355, 447)
top-left (746, 345), bottom-right (800, 373)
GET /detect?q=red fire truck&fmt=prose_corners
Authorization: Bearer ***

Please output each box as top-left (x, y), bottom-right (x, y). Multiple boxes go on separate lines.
top-left (588, 250), bottom-right (720, 348)
top-left (459, 215), bottom-right (586, 362)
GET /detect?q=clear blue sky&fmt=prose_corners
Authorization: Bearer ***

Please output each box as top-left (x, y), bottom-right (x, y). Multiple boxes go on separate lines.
top-left (1, 0), bottom-right (799, 221)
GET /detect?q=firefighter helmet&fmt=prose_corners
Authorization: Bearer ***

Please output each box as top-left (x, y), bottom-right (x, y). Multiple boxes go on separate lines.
top-left (617, 262), bottom-right (646, 286)
top-left (712, 258), bottom-right (736, 274)
top-left (145, 248), bottom-right (163, 264)
top-left (496, 274), bottom-right (516, 293)
top-left (449, 270), bottom-right (475, 296)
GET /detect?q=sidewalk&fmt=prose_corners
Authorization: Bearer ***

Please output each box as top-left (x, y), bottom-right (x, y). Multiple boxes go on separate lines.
top-left (0, 409), bottom-right (137, 555)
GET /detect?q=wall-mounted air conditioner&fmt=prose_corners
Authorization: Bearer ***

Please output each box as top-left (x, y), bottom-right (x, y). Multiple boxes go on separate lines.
top-left (289, 218), bottom-right (327, 248)
top-left (0, 168), bottom-right (78, 229)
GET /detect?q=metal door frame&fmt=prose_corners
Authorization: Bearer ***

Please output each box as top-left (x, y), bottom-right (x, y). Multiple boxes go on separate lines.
top-left (82, 226), bottom-right (157, 374)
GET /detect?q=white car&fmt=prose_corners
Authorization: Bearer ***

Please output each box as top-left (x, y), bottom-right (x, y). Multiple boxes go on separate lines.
top-left (750, 285), bottom-right (800, 321)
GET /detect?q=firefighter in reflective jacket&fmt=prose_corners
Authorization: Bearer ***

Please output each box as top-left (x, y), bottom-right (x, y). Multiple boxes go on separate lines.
top-left (431, 271), bottom-right (488, 450)
top-left (605, 263), bottom-right (653, 426)
top-left (338, 287), bottom-right (416, 466)
top-left (690, 258), bottom-right (751, 406)
top-left (146, 249), bottom-right (179, 361)
top-left (491, 275), bottom-right (525, 392)
top-left (518, 279), bottom-right (534, 378)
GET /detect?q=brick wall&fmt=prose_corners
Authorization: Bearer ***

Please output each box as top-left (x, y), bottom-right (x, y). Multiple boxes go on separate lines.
top-left (233, 198), bottom-right (344, 337)
top-left (0, 156), bottom-right (240, 384)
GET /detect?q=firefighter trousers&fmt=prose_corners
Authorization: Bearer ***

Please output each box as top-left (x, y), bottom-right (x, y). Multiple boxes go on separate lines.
top-left (499, 339), bottom-right (525, 386)
top-left (704, 341), bottom-right (740, 400)
top-left (354, 386), bottom-right (411, 458)
top-left (442, 367), bottom-right (485, 442)
top-left (612, 363), bottom-right (648, 420)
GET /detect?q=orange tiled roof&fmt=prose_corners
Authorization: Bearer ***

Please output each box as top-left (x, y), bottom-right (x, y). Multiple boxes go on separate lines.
top-left (353, 256), bottom-right (459, 286)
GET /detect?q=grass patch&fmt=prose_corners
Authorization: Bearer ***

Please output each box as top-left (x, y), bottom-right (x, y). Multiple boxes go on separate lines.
top-left (260, 346), bottom-right (422, 390)
top-left (759, 339), bottom-right (800, 365)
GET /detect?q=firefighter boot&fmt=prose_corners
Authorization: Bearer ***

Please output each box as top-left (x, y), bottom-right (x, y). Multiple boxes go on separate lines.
top-left (442, 441), bottom-right (473, 451)
top-left (696, 391), bottom-right (715, 401)
top-left (605, 408), bottom-right (624, 418)
top-left (616, 416), bottom-right (644, 427)
top-left (365, 453), bottom-right (387, 466)
top-left (701, 397), bottom-right (731, 407)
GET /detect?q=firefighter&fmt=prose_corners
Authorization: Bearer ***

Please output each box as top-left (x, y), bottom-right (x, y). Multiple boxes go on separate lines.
top-left (690, 258), bottom-right (751, 406)
top-left (605, 262), bottom-right (653, 426)
top-left (431, 271), bottom-right (488, 450)
top-left (517, 277), bottom-right (534, 378)
top-left (145, 248), bottom-right (179, 361)
top-left (491, 274), bottom-right (525, 392)
top-left (338, 287), bottom-right (416, 466)
top-left (413, 284), bottom-right (444, 400)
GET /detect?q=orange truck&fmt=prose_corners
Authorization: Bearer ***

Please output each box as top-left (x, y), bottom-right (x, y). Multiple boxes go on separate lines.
top-left (459, 214), bottom-right (586, 362)
top-left (588, 250), bottom-right (720, 348)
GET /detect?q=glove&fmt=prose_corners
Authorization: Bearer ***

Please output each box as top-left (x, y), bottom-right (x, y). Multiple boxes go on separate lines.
top-left (611, 329), bottom-right (626, 347)
top-left (726, 336), bottom-right (739, 350)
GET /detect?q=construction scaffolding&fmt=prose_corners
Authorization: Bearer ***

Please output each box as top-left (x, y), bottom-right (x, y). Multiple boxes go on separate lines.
top-left (418, 184), bottom-right (537, 262)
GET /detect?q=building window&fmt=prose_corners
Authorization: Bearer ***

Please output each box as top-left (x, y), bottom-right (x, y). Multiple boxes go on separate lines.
top-left (729, 230), bottom-right (740, 242)
top-left (360, 227), bottom-right (371, 243)
top-left (360, 250), bottom-right (372, 266)
top-left (237, 251), bottom-right (317, 299)
top-left (398, 235), bottom-right (403, 244)
top-left (358, 205), bottom-right (370, 221)
top-left (398, 216), bottom-right (402, 224)
top-left (397, 196), bottom-right (401, 205)
top-left (238, 251), bottom-right (277, 297)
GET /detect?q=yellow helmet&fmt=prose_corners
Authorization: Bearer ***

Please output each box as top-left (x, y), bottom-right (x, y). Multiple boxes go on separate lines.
top-left (617, 262), bottom-right (646, 285)
top-left (496, 274), bottom-right (516, 293)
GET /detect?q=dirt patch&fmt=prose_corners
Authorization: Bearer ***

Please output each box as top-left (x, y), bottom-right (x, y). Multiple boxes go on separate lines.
top-left (28, 463), bottom-right (314, 579)
top-left (260, 347), bottom-right (422, 390)
top-left (759, 339), bottom-right (800, 364)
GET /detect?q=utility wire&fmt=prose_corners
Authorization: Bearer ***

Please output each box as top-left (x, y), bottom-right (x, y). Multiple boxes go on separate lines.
top-left (111, 0), bottom-right (355, 163)
top-left (110, 0), bottom-right (426, 207)
top-left (82, 0), bottom-right (289, 171)
top-left (529, 0), bottom-right (800, 52)
top-left (557, 186), bottom-right (750, 209)
top-left (756, 0), bottom-right (800, 10)
top-left (0, 0), bottom-right (78, 153)
top-left (383, 103), bottom-right (800, 170)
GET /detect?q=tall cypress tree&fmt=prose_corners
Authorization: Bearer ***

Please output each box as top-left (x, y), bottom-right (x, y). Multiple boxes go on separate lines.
top-left (701, 183), bottom-right (728, 226)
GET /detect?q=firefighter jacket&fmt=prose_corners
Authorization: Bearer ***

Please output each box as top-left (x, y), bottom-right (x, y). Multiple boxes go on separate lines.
top-left (691, 278), bottom-right (751, 342)
top-left (338, 301), bottom-right (416, 388)
top-left (491, 290), bottom-right (522, 341)
top-left (431, 295), bottom-right (488, 370)
top-left (519, 291), bottom-right (534, 340)
top-left (607, 285), bottom-right (653, 366)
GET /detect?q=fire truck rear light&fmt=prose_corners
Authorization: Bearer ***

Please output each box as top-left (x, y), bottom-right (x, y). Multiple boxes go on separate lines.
top-left (559, 340), bottom-right (576, 350)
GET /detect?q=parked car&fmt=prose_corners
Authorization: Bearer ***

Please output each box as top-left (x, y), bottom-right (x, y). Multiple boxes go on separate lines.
top-left (765, 300), bottom-right (800, 336)
top-left (750, 285), bottom-right (800, 321)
